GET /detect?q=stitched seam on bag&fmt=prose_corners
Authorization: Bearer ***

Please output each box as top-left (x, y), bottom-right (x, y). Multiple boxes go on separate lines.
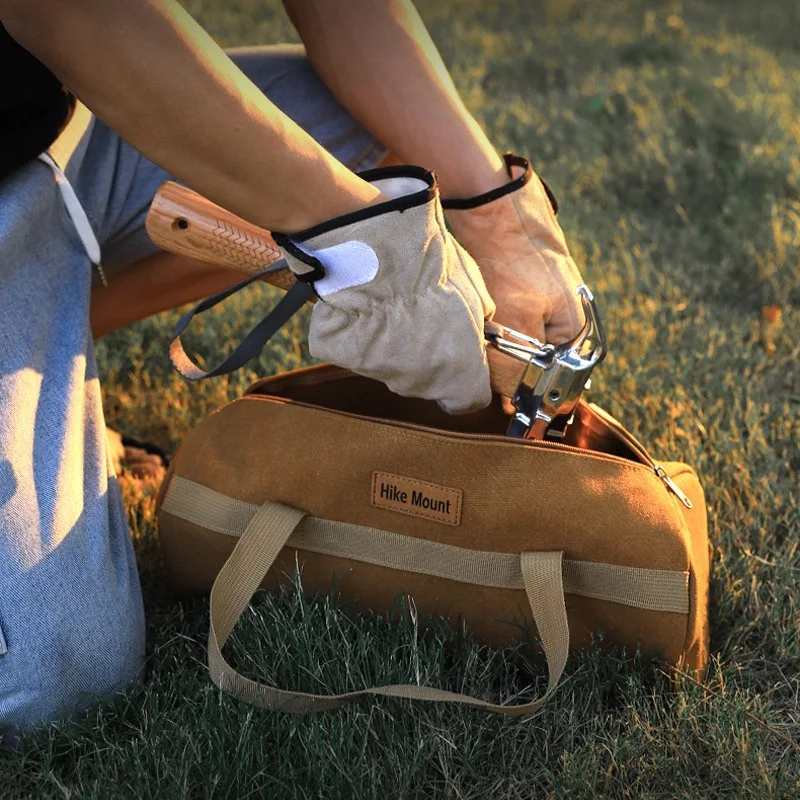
top-left (663, 464), bottom-right (698, 481)
top-left (236, 396), bottom-right (658, 478)
top-left (670, 470), bottom-right (705, 657)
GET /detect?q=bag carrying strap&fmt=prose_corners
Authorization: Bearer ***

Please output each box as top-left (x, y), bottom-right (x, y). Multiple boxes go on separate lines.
top-left (169, 269), bottom-right (314, 381)
top-left (208, 499), bottom-right (569, 716)
top-left (163, 476), bottom-right (690, 614)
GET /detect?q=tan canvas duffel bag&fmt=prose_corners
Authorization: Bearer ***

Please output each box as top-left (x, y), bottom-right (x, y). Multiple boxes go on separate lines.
top-left (156, 363), bottom-right (710, 716)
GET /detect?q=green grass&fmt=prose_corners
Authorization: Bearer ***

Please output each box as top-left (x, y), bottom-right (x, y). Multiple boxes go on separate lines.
top-left (3, 0), bottom-right (799, 797)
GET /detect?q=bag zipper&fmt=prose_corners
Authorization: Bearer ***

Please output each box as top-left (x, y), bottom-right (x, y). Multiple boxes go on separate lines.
top-left (585, 404), bottom-right (693, 509)
top-left (653, 465), bottom-right (694, 509)
top-left (248, 394), bottom-right (693, 508)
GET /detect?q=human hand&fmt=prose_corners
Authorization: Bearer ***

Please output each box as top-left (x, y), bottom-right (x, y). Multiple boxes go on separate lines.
top-left (276, 165), bottom-right (495, 415)
top-left (443, 154), bottom-right (585, 347)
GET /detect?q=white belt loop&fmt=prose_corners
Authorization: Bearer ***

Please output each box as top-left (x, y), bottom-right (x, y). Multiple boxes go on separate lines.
top-left (38, 151), bottom-right (108, 287)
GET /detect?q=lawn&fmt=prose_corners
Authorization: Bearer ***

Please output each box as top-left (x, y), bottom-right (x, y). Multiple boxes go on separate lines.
top-left (2, 0), bottom-right (799, 797)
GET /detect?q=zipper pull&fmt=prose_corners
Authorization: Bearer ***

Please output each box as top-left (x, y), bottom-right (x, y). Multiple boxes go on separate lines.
top-left (654, 465), bottom-right (693, 508)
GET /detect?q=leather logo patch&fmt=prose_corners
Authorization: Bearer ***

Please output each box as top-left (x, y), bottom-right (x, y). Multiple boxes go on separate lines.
top-left (371, 472), bottom-right (462, 526)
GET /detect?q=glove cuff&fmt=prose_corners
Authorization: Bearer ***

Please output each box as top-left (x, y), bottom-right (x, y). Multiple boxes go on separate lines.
top-left (273, 165), bottom-right (438, 284)
top-left (275, 165), bottom-right (436, 244)
top-left (442, 153), bottom-right (559, 215)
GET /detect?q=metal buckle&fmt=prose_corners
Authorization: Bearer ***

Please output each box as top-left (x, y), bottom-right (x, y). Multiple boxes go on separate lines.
top-left (487, 285), bottom-right (607, 440)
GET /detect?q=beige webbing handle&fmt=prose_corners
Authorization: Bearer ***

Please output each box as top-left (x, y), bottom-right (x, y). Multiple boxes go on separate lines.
top-left (146, 181), bottom-right (527, 399)
top-left (208, 499), bottom-right (570, 716)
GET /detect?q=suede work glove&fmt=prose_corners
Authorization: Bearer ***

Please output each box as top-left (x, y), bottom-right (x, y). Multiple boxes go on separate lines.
top-left (274, 166), bottom-right (495, 415)
top-left (443, 154), bottom-right (585, 346)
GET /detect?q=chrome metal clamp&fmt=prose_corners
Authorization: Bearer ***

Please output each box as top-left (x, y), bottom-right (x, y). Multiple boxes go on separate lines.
top-left (487, 284), bottom-right (607, 440)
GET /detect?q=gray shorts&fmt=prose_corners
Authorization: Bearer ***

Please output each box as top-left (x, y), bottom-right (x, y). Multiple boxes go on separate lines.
top-left (0, 45), bottom-right (386, 735)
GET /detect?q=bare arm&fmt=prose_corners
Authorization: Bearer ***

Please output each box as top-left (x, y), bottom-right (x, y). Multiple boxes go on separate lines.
top-left (283, 0), bottom-right (587, 346)
top-left (282, 0), bottom-right (507, 199)
top-left (0, 0), bottom-right (383, 233)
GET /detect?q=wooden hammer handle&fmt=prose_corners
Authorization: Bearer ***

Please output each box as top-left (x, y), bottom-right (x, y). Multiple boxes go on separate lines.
top-left (145, 181), bottom-right (526, 398)
top-left (145, 181), bottom-right (297, 291)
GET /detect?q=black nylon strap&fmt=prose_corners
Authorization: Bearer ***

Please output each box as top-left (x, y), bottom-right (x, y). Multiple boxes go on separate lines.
top-left (169, 268), bottom-right (314, 381)
top-left (271, 233), bottom-right (325, 281)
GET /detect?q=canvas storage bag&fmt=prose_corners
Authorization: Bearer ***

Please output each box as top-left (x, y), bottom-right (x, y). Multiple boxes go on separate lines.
top-left (156, 363), bottom-right (710, 716)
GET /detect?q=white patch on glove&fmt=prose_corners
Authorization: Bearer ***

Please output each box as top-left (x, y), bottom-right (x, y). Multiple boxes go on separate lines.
top-left (294, 240), bottom-right (380, 298)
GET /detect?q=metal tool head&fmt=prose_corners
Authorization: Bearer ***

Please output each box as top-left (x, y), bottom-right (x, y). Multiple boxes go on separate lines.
top-left (488, 285), bottom-right (607, 439)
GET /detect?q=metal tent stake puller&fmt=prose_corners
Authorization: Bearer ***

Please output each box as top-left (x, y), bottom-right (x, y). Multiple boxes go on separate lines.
top-left (487, 285), bottom-right (607, 440)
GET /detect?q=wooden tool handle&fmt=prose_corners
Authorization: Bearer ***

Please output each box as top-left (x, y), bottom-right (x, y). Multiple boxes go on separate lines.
top-left (145, 181), bottom-right (297, 291)
top-left (145, 181), bottom-right (526, 398)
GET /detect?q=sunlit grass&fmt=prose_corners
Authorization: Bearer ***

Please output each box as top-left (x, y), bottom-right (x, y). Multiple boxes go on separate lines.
top-left (2, 1), bottom-right (798, 797)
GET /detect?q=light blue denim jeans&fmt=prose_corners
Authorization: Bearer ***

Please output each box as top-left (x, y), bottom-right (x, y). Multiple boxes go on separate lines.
top-left (0, 45), bottom-right (386, 737)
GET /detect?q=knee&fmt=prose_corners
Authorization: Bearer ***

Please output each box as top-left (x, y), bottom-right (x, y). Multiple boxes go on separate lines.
top-left (54, 608), bottom-right (146, 708)
top-left (0, 590), bottom-right (146, 731)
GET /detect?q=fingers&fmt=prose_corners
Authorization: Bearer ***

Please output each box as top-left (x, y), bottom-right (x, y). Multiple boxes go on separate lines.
top-left (544, 284), bottom-right (586, 345)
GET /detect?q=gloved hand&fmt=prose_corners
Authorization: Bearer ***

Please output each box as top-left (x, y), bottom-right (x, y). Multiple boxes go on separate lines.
top-left (443, 154), bottom-right (585, 346)
top-left (274, 165), bottom-right (495, 415)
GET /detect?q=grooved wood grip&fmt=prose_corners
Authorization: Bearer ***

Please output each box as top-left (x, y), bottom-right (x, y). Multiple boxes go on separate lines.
top-left (145, 181), bottom-right (296, 290)
top-left (145, 181), bottom-right (526, 398)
